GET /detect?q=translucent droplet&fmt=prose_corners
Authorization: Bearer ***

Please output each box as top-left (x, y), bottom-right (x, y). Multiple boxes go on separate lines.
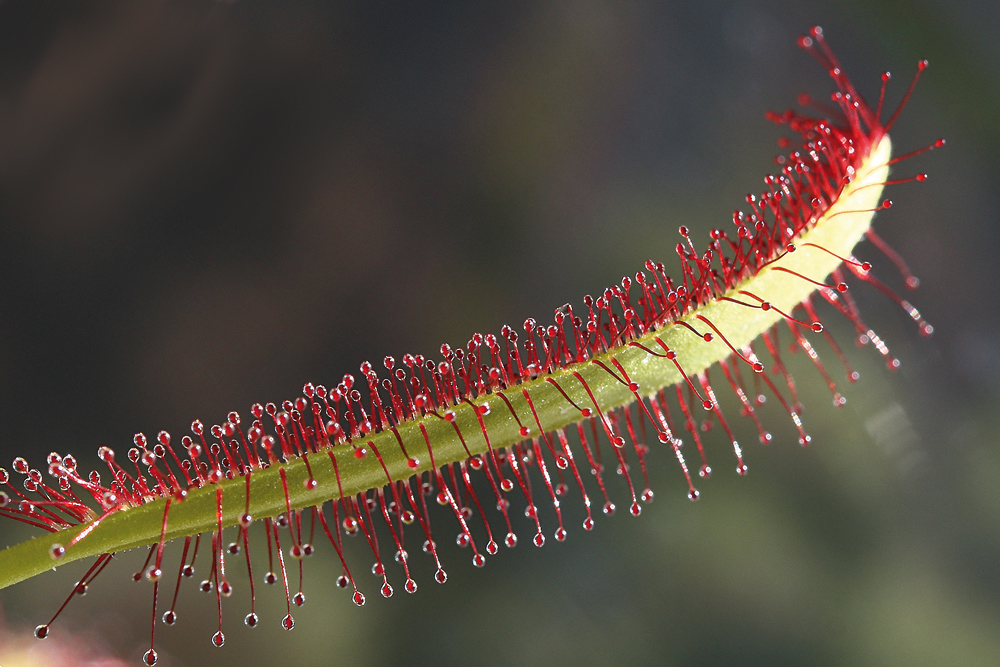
top-left (143, 649), bottom-right (158, 666)
top-left (404, 578), bottom-right (418, 594)
top-left (245, 613), bottom-right (259, 627)
top-left (472, 553), bottom-right (486, 568)
top-left (162, 610), bottom-right (177, 625)
top-left (292, 592), bottom-right (305, 606)
top-left (381, 583), bottom-right (393, 598)
top-left (282, 614), bottom-right (295, 631)
top-left (603, 501), bottom-right (616, 516)
top-left (486, 540), bottom-right (499, 555)
top-left (532, 532), bottom-right (545, 547)
top-left (34, 624), bottom-right (49, 639)
top-left (583, 517), bottom-right (595, 531)
top-left (434, 569), bottom-right (448, 584)
top-left (554, 527), bottom-right (567, 542)
top-left (212, 631), bottom-right (225, 648)
top-left (504, 533), bottom-right (517, 548)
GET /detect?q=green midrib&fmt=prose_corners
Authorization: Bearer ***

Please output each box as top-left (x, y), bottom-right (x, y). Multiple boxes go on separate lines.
top-left (0, 136), bottom-right (892, 591)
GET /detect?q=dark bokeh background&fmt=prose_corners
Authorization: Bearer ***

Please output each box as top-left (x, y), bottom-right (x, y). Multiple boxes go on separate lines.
top-left (1, 1), bottom-right (998, 666)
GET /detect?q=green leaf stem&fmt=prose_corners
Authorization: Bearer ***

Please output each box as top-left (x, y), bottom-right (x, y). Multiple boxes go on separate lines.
top-left (0, 136), bottom-right (892, 592)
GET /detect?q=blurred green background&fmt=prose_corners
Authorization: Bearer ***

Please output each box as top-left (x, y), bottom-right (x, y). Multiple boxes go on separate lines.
top-left (0, 1), bottom-right (997, 666)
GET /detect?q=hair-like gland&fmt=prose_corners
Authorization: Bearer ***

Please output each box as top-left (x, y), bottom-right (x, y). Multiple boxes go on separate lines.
top-left (0, 27), bottom-right (937, 662)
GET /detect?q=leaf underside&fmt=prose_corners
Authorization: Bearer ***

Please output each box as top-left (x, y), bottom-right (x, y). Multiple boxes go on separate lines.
top-left (0, 136), bottom-right (892, 591)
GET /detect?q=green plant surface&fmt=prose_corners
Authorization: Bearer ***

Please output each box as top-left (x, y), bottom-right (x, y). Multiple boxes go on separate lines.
top-left (0, 137), bottom-right (890, 592)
